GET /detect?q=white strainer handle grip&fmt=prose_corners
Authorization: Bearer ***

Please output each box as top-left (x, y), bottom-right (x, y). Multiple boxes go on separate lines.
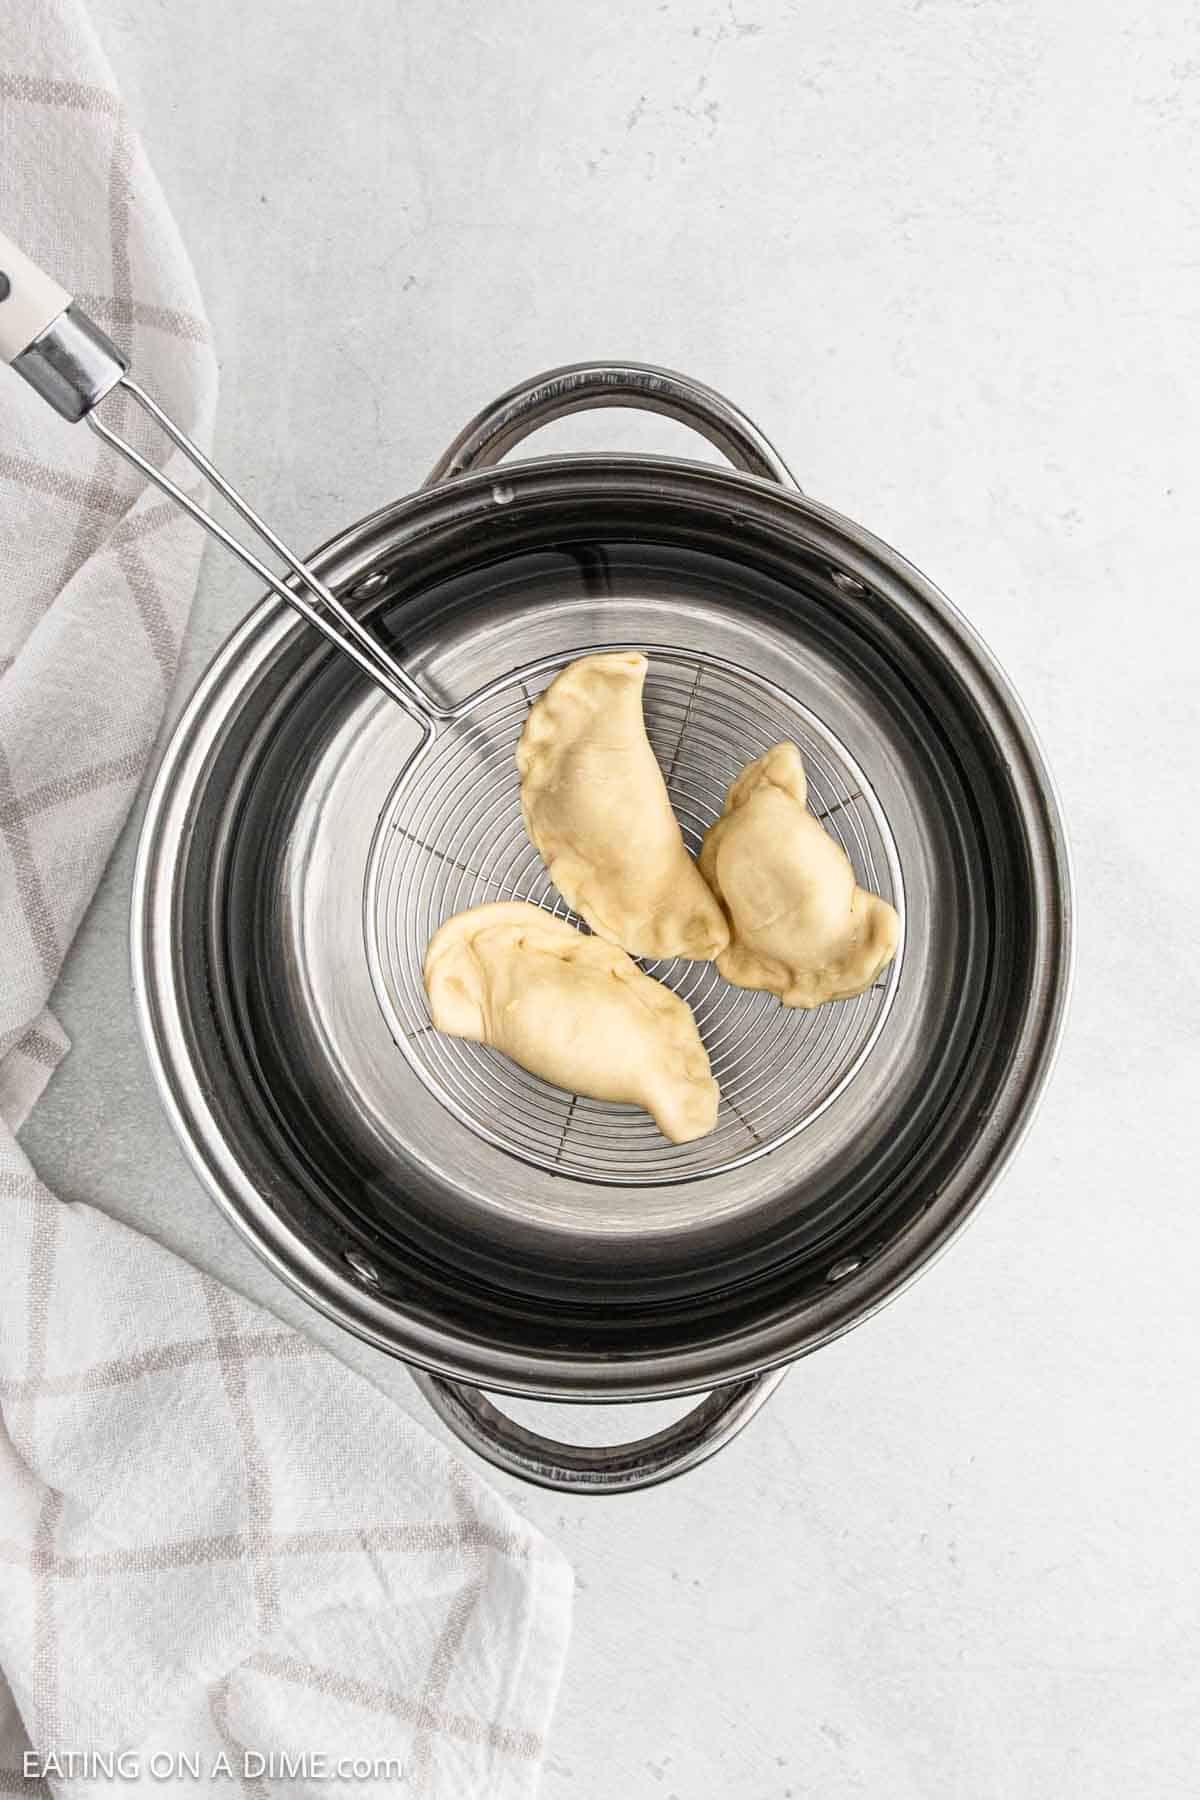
top-left (410, 1365), bottom-right (788, 1495)
top-left (0, 228), bottom-right (71, 362)
top-left (0, 229), bottom-right (129, 422)
top-left (426, 361), bottom-right (802, 492)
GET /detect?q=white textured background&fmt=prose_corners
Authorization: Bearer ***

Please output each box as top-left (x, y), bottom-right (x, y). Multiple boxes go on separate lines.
top-left (22, 2), bottom-right (1200, 1795)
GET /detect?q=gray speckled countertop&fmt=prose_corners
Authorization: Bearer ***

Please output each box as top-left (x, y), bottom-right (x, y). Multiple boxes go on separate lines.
top-left (23, 2), bottom-right (1200, 1794)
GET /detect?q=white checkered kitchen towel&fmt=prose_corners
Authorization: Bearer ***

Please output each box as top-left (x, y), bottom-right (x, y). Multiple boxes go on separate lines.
top-left (0, 4), bottom-right (572, 1796)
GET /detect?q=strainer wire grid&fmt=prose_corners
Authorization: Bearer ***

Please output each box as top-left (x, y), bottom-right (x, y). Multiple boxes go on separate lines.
top-left (364, 643), bottom-right (905, 1188)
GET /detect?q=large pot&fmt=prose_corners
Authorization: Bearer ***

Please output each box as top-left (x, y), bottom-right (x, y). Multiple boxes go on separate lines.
top-left (132, 364), bottom-right (1073, 1492)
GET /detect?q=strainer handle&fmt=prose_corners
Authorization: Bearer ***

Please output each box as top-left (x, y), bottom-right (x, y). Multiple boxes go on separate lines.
top-left (409, 1364), bottom-right (789, 1495)
top-left (426, 362), bottom-right (802, 491)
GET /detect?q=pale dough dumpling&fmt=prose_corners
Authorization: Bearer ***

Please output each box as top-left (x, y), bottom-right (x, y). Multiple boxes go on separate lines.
top-left (698, 742), bottom-right (900, 1009)
top-left (516, 652), bottom-right (729, 962)
top-left (423, 902), bottom-right (720, 1144)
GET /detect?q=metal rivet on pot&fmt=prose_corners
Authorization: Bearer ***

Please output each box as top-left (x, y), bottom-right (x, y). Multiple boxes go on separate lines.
top-left (831, 570), bottom-right (870, 598)
top-left (350, 571), bottom-right (389, 600)
top-left (826, 1256), bottom-right (862, 1283)
top-left (344, 1249), bottom-right (382, 1286)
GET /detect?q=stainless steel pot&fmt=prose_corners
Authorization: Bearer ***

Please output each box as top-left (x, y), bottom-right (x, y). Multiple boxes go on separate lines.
top-left (132, 364), bottom-right (1073, 1493)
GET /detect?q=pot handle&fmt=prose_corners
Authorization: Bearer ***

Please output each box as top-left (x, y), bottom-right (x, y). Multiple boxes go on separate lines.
top-left (426, 361), bottom-right (802, 492)
top-left (409, 1364), bottom-right (788, 1494)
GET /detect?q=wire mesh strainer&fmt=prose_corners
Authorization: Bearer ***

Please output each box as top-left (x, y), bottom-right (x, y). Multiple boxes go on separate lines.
top-left (365, 644), bottom-right (904, 1185)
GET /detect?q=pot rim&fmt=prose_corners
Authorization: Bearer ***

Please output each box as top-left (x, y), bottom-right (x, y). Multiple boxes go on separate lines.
top-left (131, 450), bottom-right (1075, 1400)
